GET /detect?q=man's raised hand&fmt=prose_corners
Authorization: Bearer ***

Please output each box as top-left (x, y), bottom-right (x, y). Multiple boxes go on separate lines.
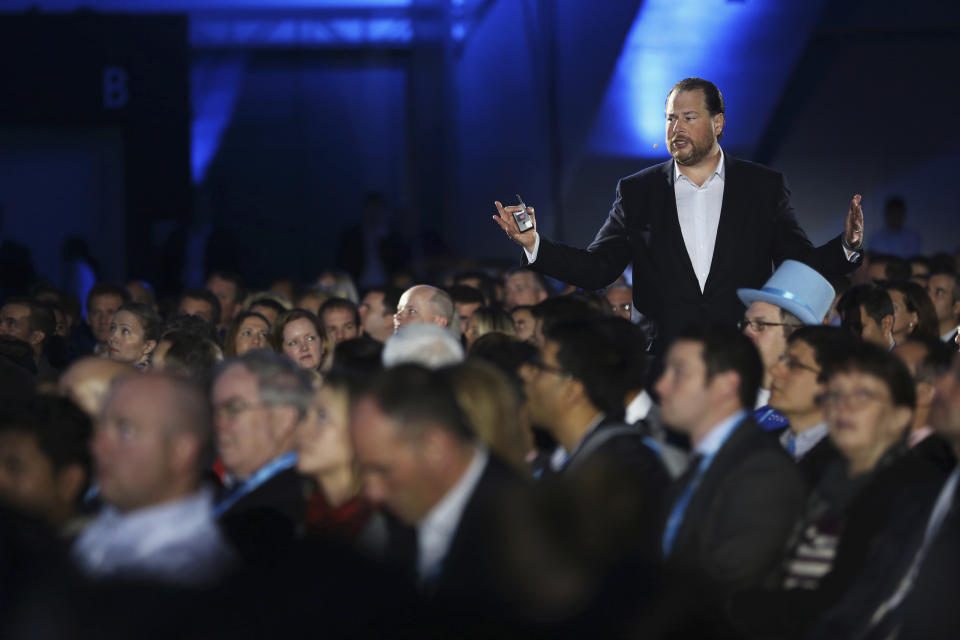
top-left (844, 194), bottom-right (864, 249)
top-left (493, 201), bottom-right (538, 253)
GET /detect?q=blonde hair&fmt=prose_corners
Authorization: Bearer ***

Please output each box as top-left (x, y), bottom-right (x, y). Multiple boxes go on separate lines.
top-left (447, 360), bottom-right (530, 471)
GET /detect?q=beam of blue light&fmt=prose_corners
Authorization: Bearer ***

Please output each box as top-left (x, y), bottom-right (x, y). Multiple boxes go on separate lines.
top-left (191, 55), bottom-right (245, 184)
top-left (588, 0), bottom-right (827, 157)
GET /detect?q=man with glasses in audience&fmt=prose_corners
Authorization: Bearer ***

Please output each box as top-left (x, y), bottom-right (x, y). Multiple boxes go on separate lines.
top-left (767, 326), bottom-right (850, 486)
top-left (737, 260), bottom-right (836, 429)
top-left (209, 350), bottom-right (311, 566)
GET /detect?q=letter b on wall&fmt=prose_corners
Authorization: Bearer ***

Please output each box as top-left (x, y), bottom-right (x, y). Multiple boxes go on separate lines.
top-left (103, 67), bottom-right (128, 109)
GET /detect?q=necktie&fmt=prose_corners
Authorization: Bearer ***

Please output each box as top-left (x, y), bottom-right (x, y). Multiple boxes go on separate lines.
top-left (662, 453), bottom-right (705, 557)
top-left (784, 432), bottom-right (797, 457)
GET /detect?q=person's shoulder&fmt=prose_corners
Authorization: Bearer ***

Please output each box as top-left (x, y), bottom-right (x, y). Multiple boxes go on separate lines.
top-left (620, 159), bottom-right (673, 185)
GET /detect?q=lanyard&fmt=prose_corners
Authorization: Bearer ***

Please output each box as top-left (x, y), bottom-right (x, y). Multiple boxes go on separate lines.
top-left (212, 452), bottom-right (298, 519)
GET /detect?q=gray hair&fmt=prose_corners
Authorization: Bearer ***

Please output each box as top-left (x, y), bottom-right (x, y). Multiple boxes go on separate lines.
top-left (382, 323), bottom-right (465, 369)
top-left (212, 350), bottom-right (314, 419)
top-left (428, 287), bottom-right (461, 340)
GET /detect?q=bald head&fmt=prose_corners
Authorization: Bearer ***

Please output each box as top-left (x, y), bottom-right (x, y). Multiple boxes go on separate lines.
top-left (59, 357), bottom-right (137, 419)
top-left (394, 285), bottom-right (456, 334)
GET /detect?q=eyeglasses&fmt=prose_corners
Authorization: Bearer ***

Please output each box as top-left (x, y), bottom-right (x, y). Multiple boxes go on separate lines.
top-left (818, 388), bottom-right (889, 410)
top-left (610, 302), bottom-right (632, 314)
top-left (738, 319), bottom-right (803, 333)
top-left (213, 399), bottom-right (267, 421)
top-left (777, 353), bottom-right (820, 375)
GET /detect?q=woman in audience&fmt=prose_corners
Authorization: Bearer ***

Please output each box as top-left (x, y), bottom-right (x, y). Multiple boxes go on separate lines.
top-left (884, 280), bottom-right (939, 342)
top-left (464, 306), bottom-right (516, 351)
top-left (295, 371), bottom-right (381, 549)
top-left (106, 302), bottom-right (161, 369)
top-left (272, 309), bottom-right (327, 379)
top-left (223, 311), bottom-right (271, 357)
top-left (447, 360), bottom-right (531, 472)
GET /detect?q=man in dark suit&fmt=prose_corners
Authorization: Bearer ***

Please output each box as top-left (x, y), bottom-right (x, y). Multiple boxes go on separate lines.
top-left (521, 317), bottom-right (670, 532)
top-left (493, 77), bottom-right (864, 350)
top-left (210, 351), bottom-right (309, 566)
top-left (350, 363), bottom-right (523, 613)
top-left (646, 325), bottom-right (805, 635)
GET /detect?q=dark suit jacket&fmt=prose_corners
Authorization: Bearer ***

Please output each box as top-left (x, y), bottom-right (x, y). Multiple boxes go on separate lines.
top-left (428, 454), bottom-right (525, 610)
top-left (530, 156), bottom-right (857, 347)
top-left (217, 467), bottom-right (306, 567)
top-left (662, 417), bottom-right (805, 594)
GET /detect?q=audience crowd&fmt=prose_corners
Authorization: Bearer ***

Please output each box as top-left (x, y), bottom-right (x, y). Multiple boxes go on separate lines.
top-left (2, 244), bottom-right (960, 639)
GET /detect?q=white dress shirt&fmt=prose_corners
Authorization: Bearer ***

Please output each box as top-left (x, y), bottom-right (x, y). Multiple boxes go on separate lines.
top-left (674, 153), bottom-right (726, 292)
top-left (625, 390), bottom-right (654, 425)
top-left (416, 447), bottom-right (488, 583)
top-left (72, 487), bottom-right (233, 586)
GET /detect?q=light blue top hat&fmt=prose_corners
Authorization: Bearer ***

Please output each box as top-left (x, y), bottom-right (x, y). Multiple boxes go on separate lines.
top-left (737, 260), bottom-right (835, 325)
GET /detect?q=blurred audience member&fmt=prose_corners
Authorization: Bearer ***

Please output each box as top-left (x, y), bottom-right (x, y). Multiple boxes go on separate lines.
top-left (223, 310), bottom-right (271, 357)
top-left (909, 255), bottom-right (932, 287)
top-left (296, 371), bottom-right (382, 550)
top-left (883, 280), bottom-right (939, 342)
top-left (351, 364), bottom-right (524, 607)
top-left (510, 305), bottom-right (536, 343)
top-left (124, 280), bottom-right (156, 309)
top-left (358, 286), bottom-right (401, 343)
top-left (654, 325), bottom-right (803, 601)
top-left (73, 373), bottom-right (233, 585)
top-left (294, 287), bottom-right (329, 317)
top-left (605, 283), bottom-right (633, 320)
top-left (106, 303), bottom-right (161, 370)
top-left (464, 306), bottom-right (515, 351)
top-left (383, 323), bottom-right (464, 369)
top-left (210, 351), bottom-right (310, 565)
top-left (86, 284), bottom-right (130, 357)
top-left (177, 288), bottom-right (221, 327)
top-left (894, 335), bottom-right (957, 472)
top-left (839, 284), bottom-right (896, 349)
top-left (244, 292), bottom-right (291, 326)
top-left (152, 330), bottom-right (223, 382)
top-left (272, 309), bottom-right (327, 375)
top-left (206, 271), bottom-right (246, 331)
top-left (504, 268), bottom-right (550, 311)
top-left (0, 395), bottom-right (92, 533)
top-left (448, 360), bottom-right (531, 472)
top-left (448, 284), bottom-right (485, 335)
top-left (0, 297), bottom-right (56, 376)
top-left (319, 297), bottom-right (361, 346)
top-left (58, 357), bottom-right (136, 419)
top-left (926, 270), bottom-right (960, 344)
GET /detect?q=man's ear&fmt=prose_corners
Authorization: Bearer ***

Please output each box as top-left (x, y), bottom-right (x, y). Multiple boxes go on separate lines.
top-left (712, 112), bottom-right (725, 138)
top-left (709, 369), bottom-right (740, 403)
top-left (434, 316), bottom-right (449, 329)
top-left (171, 433), bottom-right (200, 474)
top-left (28, 330), bottom-right (45, 348)
top-left (882, 314), bottom-right (894, 337)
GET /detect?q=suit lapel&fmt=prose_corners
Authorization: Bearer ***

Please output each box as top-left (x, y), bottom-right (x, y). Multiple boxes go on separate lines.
top-left (670, 417), bottom-right (752, 555)
top-left (659, 161), bottom-right (702, 294)
top-left (704, 155), bottom-right (749, 295)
